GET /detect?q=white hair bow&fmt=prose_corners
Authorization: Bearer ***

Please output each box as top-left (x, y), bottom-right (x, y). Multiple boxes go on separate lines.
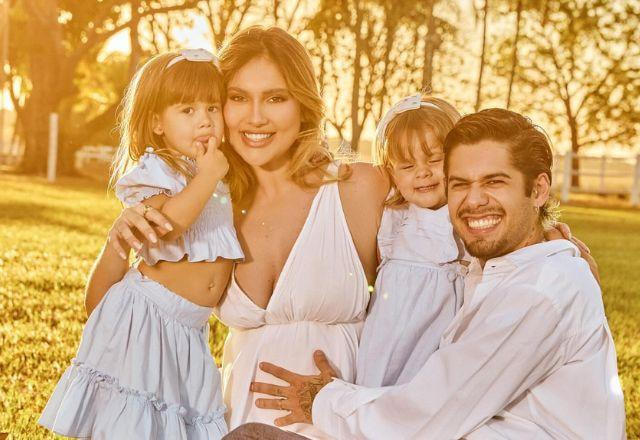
top-left (375, 94), bottom-right (442, 143)
top-left (372, 94), bottom-right (441, 164)
top-left (166, 49), bottom-right (221, 71)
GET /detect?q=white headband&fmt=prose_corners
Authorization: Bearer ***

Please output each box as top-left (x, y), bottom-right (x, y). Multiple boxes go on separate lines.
top-left (165, 48), bottom-right (221, 72)
top-left (373, 94), bottom-right (442, 164)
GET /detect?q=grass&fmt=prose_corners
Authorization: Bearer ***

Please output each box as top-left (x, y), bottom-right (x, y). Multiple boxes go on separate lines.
top-left (0, 174), bottom-right (638, 438)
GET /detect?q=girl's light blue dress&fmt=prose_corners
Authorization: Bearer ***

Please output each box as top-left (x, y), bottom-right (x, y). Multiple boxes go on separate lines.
top-left (357, 204), bottom-right (466, 387)
top-left (39, 149), bottom-right (243, 439)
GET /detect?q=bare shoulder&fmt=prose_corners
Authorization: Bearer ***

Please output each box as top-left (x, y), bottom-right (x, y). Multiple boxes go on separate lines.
top-left (336, 162), bottom-right (389, 281)
top-left (339, 162), bottom-right (390, 202)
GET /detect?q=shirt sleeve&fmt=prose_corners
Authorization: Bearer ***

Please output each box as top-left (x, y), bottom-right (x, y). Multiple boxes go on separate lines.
top-left (312, 287), bottom-right (568, 440)
top-left (115, 150), bottom-right (185, 207)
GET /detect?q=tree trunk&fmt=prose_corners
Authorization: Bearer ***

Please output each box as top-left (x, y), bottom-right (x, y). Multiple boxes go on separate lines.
top-left (56, 136), bottom-right (80, 175)
top-left (506, 0), bottom-right (522, 109)
top-left (475, 0), bottom-right (489, 112)
top-left (20, 0), bottom-right (62, 174)
top-left (21, 95), bottom-right (52, 174)
top-left (421, 0), bottom-right (440, 91)
top-left (129, 1), bottom-right (143, 77)
top-left (350, 2), bottom-right (364, 151)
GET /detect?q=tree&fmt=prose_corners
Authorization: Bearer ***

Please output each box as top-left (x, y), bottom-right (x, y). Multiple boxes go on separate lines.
top-left (505, 0), bottom-right (640, 186)
top-left (505, 0), bottom-right (522, 108)
top-left (8, 0), bottom-right (200, 175)
top-left (199, 0), bottom-right (256, 50)
top-left (492, 0), bottom-right (550, 108)
top-left (474, 0), bottom-right (489, 111)
top-left (420, 0), bottom-right (442, 91)
top-left (309, 0), bottom-right (437, 150)
top-left (272, 0), bottom-right (308, 33)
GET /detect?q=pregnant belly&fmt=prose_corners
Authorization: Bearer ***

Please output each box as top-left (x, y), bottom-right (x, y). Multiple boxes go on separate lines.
top-left (221, 321), bottom-right (362, 437)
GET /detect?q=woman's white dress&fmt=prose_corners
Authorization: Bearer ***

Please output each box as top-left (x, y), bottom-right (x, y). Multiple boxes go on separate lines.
top-left (215, 164), bottom-right (369, 439)
top-left (356, 204), bottom-right (466, 387)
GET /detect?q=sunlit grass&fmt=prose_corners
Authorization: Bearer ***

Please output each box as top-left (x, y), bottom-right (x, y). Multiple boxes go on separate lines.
top-left (0, 175), bottom-right (637, 438)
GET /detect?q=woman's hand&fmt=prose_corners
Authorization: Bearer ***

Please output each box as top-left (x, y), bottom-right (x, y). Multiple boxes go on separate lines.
top-left (544, 222), bottom-right (600, 284)
top-left (107, 203), bottom-right (173, 259)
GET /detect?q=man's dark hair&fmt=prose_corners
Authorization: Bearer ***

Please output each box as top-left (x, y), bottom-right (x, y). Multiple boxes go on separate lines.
top-left (443, 108), bottom-right (558, 226)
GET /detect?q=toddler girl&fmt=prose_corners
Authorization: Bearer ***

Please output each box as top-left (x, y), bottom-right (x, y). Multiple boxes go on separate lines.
top-left (39, 49), bottom-right (242, 439)
top-left (357, 95), bottom-right (466, 387)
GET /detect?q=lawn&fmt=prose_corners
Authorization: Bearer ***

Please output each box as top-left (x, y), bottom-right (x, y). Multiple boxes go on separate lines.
top-left (0, 175), bottom-right (638, 438)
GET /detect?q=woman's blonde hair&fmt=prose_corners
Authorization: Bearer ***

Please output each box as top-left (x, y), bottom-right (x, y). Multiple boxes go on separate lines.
top-left (375, 96), bottom-right (461, 206)
top-left (218, 26), bottom-right (340, 205)
top-left (109, 52), bottom-right (225, 188)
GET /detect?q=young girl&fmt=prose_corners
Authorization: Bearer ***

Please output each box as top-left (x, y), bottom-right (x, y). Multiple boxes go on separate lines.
top-left (39, 49), bottom-right (243, 439)
top-left (356, 94), bottom-right (467, 387)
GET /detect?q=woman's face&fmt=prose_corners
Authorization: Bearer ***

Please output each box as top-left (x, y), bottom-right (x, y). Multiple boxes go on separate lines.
top-left (223, 56), bottom-right (302, 170)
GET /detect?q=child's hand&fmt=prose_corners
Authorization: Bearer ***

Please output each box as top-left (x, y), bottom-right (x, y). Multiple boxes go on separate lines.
top-left (194, 136), bottom-right (228, 181)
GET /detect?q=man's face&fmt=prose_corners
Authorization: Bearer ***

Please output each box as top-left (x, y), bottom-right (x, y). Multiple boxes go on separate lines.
top-left (447, 140), bottom-right (542, 263)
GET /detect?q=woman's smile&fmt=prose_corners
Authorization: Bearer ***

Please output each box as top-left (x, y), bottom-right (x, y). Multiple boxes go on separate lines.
top-left (241, 131), bottom-right (276, 147)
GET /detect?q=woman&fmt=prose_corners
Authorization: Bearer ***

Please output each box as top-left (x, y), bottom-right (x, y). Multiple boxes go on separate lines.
top-left (86, 26), bottom-right (389, 439)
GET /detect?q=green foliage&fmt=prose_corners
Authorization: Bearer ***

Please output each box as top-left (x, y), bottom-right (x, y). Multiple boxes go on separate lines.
top-left (69, 52), bottom-right (132, 145)
top-left (491, 0), bottom-right (640, 151)
top-left (0, 175), bottom-right (638, 438)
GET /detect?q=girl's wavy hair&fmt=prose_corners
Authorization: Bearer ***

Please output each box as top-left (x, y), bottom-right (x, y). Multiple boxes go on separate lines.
top-left (443, 108), bottom-right (560, 228)
top-left (218, 26), bottom-right (345, 205)
top-left (374, 96), bottom-right (461, 206)
top-left (109, 52), bottom-right (224, 189)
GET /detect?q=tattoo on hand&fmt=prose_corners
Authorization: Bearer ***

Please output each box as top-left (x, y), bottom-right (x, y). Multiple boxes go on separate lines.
top-left (297, 376), bottom-right (331, 420)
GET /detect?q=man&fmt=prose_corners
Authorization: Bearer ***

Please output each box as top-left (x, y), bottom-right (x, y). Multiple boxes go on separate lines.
top-left (242, 109), bottom-right (626, 439)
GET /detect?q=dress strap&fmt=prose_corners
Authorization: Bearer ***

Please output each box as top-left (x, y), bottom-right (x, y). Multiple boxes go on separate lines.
top-left (326, 160), bottom-right (341, 177)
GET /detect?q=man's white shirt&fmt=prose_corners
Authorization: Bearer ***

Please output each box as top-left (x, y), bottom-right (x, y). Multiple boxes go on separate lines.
top-left (313, 240), bottom-right (626, 439)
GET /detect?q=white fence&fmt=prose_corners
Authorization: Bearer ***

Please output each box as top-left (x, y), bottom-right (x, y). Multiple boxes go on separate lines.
top-left (74, 145), bottom-right (116, 169)
top-left (552, 151), bottom-right (640, 207)
top-left (2, 142), bottom-right (640, 207)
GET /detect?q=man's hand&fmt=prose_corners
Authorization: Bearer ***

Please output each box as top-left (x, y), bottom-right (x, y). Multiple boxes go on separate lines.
top-left (544, 222), bottom-right (600, 284)
top-left (251, 351), bottom-right (337, 427)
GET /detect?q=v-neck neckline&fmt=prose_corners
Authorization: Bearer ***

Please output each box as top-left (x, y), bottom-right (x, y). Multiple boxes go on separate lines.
top-left (231, 184), bottom-right (326, 311)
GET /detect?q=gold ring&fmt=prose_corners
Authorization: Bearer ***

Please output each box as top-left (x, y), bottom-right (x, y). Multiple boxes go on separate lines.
top-left (142, 204), bottom-right (152, 217)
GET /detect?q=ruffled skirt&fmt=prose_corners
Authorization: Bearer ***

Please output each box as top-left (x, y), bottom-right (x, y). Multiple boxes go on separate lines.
top-left (39, 268), bottom-right (228, 439)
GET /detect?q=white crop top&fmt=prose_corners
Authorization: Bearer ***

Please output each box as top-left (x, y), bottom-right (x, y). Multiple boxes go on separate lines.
top-left (115, 147), bottom-right (244, 264)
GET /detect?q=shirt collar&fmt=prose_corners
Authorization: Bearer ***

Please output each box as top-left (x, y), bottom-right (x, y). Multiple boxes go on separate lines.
top-left (469, 239), bottom-right (580, 275)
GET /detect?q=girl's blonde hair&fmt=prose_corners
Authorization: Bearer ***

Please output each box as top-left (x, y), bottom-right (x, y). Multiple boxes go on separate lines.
top-left (375, 96), bottom-right (461, 206)
top-left (218, 26), bottom-right (342, 206)
top-left (109, 52), bottom-right (225, 188)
